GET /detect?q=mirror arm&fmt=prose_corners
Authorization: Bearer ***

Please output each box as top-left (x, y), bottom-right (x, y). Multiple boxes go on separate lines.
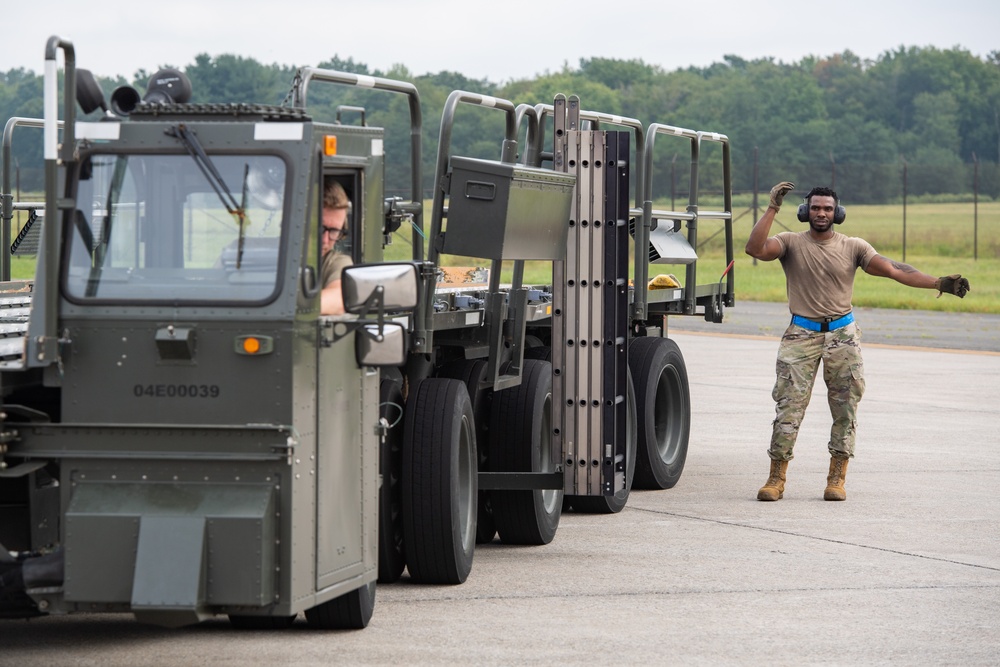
top-left (322, 285), bottom-right (387, 347)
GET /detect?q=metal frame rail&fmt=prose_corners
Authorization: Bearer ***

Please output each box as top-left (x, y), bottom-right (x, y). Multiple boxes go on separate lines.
top-left (635, 125), bottom-right (734, 323)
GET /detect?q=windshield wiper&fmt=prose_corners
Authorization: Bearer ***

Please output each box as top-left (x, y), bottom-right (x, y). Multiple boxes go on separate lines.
top-left (165, 124), bottom-right (250, 268)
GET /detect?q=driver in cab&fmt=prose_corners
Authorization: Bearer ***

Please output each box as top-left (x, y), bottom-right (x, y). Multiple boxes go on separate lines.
top-left (320, 180), bottom-right (354, 315)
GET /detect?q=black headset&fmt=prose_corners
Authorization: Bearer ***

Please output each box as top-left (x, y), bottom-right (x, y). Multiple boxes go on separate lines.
top-left (797, 196), bottom-right (846, 224)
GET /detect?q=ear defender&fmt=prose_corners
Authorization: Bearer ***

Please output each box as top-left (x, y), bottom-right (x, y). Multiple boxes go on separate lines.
top-left (797, 201), bottom-right (847, 224)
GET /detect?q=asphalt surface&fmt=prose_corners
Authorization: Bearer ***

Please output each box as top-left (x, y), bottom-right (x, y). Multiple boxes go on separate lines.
top-left (2, 313), bottom-right (998, 665)
top-left (667, 299), bottom-right (1000, 353)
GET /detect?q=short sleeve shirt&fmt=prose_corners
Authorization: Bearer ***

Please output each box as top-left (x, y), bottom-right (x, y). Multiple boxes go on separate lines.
top-left (321, 251), bottom-right (353, 288)
top-left (773, 231), bottom-right (878, 319)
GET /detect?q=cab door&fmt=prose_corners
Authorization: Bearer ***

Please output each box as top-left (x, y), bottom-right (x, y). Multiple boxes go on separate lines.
top-left (313, 171), bottom-right (378, 589)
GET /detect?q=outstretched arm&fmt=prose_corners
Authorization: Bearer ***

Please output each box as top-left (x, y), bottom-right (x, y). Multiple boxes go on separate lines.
top-left (864, 255), bottom-right (970, 297)
top-left (864, 255), bottom-right (937, 288)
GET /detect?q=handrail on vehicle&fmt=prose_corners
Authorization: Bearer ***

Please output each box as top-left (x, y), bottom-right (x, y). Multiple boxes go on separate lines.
top-left (634, 124), bottom-right (733, 320)
top-left (427, 90), bottom-right (519, 270)
top-left (2, 117), bottom-right (63, 281)
top-left (291, 67), bottom-right (425, 261)
top-left (527, 103), bottom-right (646, 218)
top-left (428, 90), bottom-right (534, 390)
top-left (512, 104), bottom-right (540, 169)
top-left (24, 36), bottom-right (77, 369)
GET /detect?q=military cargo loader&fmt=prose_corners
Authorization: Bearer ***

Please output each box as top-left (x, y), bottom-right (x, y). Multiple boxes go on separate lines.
top-left (0, 36), bottom-right (732, 628)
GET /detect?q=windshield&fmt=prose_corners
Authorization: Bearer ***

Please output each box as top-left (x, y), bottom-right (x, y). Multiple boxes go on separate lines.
top-left (64, 153), bottom-right (287, 304)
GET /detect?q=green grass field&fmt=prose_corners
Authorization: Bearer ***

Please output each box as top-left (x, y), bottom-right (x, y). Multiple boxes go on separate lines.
top-left (735, 254), bottom-right (996, 313)
top-left (406, 200), bottom-right (999, 313)
top-left (8, 201), bottom-right (998, 313)
top-left (712, 200), bottom-right (999, 313)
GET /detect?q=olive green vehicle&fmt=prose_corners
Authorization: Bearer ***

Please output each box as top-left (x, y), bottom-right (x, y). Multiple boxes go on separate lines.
top-left (0, 37), bottom-right (734, 628)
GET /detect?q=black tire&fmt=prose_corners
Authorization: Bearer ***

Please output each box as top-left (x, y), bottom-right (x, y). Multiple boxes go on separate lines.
top-left (377, 378), bottom-right (406, 583)
top-left (566, 367), bottom-right (637, 514)
top-left (437, 359), bottom-right (497, 544)
top-left (304, 579), bottom-right (376, 630)
top-left (489, 359), bottom-right (562, 544)
top-left (402, 378), bottom-right (477, 584)
top-left (524, 334), bottom-right (545, 348)
top-left (628, 336), bottom-right (690, 490)
top-left (228, 614), bottom-right (297, 629)
top-left (523, 345), bottom-right (552, 362)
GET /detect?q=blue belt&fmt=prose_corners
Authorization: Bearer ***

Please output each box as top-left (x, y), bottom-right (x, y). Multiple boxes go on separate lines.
top-left (791, 312), bottom-right (855, 333)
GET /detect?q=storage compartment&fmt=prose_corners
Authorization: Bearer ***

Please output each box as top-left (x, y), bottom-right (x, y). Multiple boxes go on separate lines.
top-left (64, 480), bottom-right (275, 607)
top-left (442, 157), bottom-right (575, 260)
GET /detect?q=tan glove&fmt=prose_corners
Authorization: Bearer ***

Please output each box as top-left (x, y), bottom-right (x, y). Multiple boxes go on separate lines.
top-left (769, 181), bottom-right (795, 210)
top-left (935, 274), bottom-right (970, 298)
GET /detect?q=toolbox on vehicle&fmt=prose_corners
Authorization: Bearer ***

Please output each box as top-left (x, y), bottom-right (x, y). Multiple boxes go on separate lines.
top-left (442, 156), bottom-right (575, 261)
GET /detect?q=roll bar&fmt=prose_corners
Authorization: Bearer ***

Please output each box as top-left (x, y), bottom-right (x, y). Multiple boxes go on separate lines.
top-left (292, 67), bottom-right (425, 260)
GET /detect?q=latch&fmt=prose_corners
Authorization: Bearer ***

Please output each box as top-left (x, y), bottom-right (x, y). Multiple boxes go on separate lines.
top-left (268, 431), bottom-right (299, 466)
top-left (155, 325), bottom-right (196, 361)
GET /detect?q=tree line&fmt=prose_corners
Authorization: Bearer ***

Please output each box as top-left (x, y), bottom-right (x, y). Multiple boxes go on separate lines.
top-left (2, 46), bottom-right (999, 203)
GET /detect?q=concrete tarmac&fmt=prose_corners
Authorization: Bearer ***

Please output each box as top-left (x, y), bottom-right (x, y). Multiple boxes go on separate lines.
top-left (667, 300), bottom-right (1000, 353)
top-left (2, 328), bottom-right (999, 665)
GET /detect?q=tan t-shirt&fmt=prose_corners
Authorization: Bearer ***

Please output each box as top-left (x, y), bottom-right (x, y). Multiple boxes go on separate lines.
top-left (773, 231), bottom-right (878, 319)
top-left (321, 251), bottom-right (353, 288)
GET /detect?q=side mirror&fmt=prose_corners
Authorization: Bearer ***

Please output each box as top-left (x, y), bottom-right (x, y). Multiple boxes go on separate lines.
top-left (355, 321), bottom-right (407, 367)
top-left (76, 69), bottom-right (108, 115)
top-left (332, 263), bottom-right (420, 368)
top-left (341, 263), bottom-right (419, 314)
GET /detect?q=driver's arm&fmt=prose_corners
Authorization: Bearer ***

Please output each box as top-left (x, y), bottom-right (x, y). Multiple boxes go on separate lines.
top-left (321, 280), bottom-right (345, 315)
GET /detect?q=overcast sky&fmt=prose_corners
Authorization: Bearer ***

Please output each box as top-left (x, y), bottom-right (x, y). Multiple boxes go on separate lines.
top-left (3, 0), bottom-right (997, 84)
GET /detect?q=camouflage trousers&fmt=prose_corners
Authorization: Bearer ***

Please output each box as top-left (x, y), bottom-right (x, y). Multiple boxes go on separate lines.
top-left (768, 322), bottom-right (865, 462)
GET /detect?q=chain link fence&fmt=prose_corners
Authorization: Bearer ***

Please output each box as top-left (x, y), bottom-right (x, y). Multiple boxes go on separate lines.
top-left (653, 156), bottom-right (1000, 260)
top-left (7, 158), bottom-right (1000, 260)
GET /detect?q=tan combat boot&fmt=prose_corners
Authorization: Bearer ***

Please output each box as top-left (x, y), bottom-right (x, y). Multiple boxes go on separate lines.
top-left (824, 457), bottom-right (849, 501)
top-left (757, 459), bottom-right (789, 501)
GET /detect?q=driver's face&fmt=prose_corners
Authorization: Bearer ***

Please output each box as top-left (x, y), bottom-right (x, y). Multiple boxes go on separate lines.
top-left (322, 207), bottom-right (347, 256)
